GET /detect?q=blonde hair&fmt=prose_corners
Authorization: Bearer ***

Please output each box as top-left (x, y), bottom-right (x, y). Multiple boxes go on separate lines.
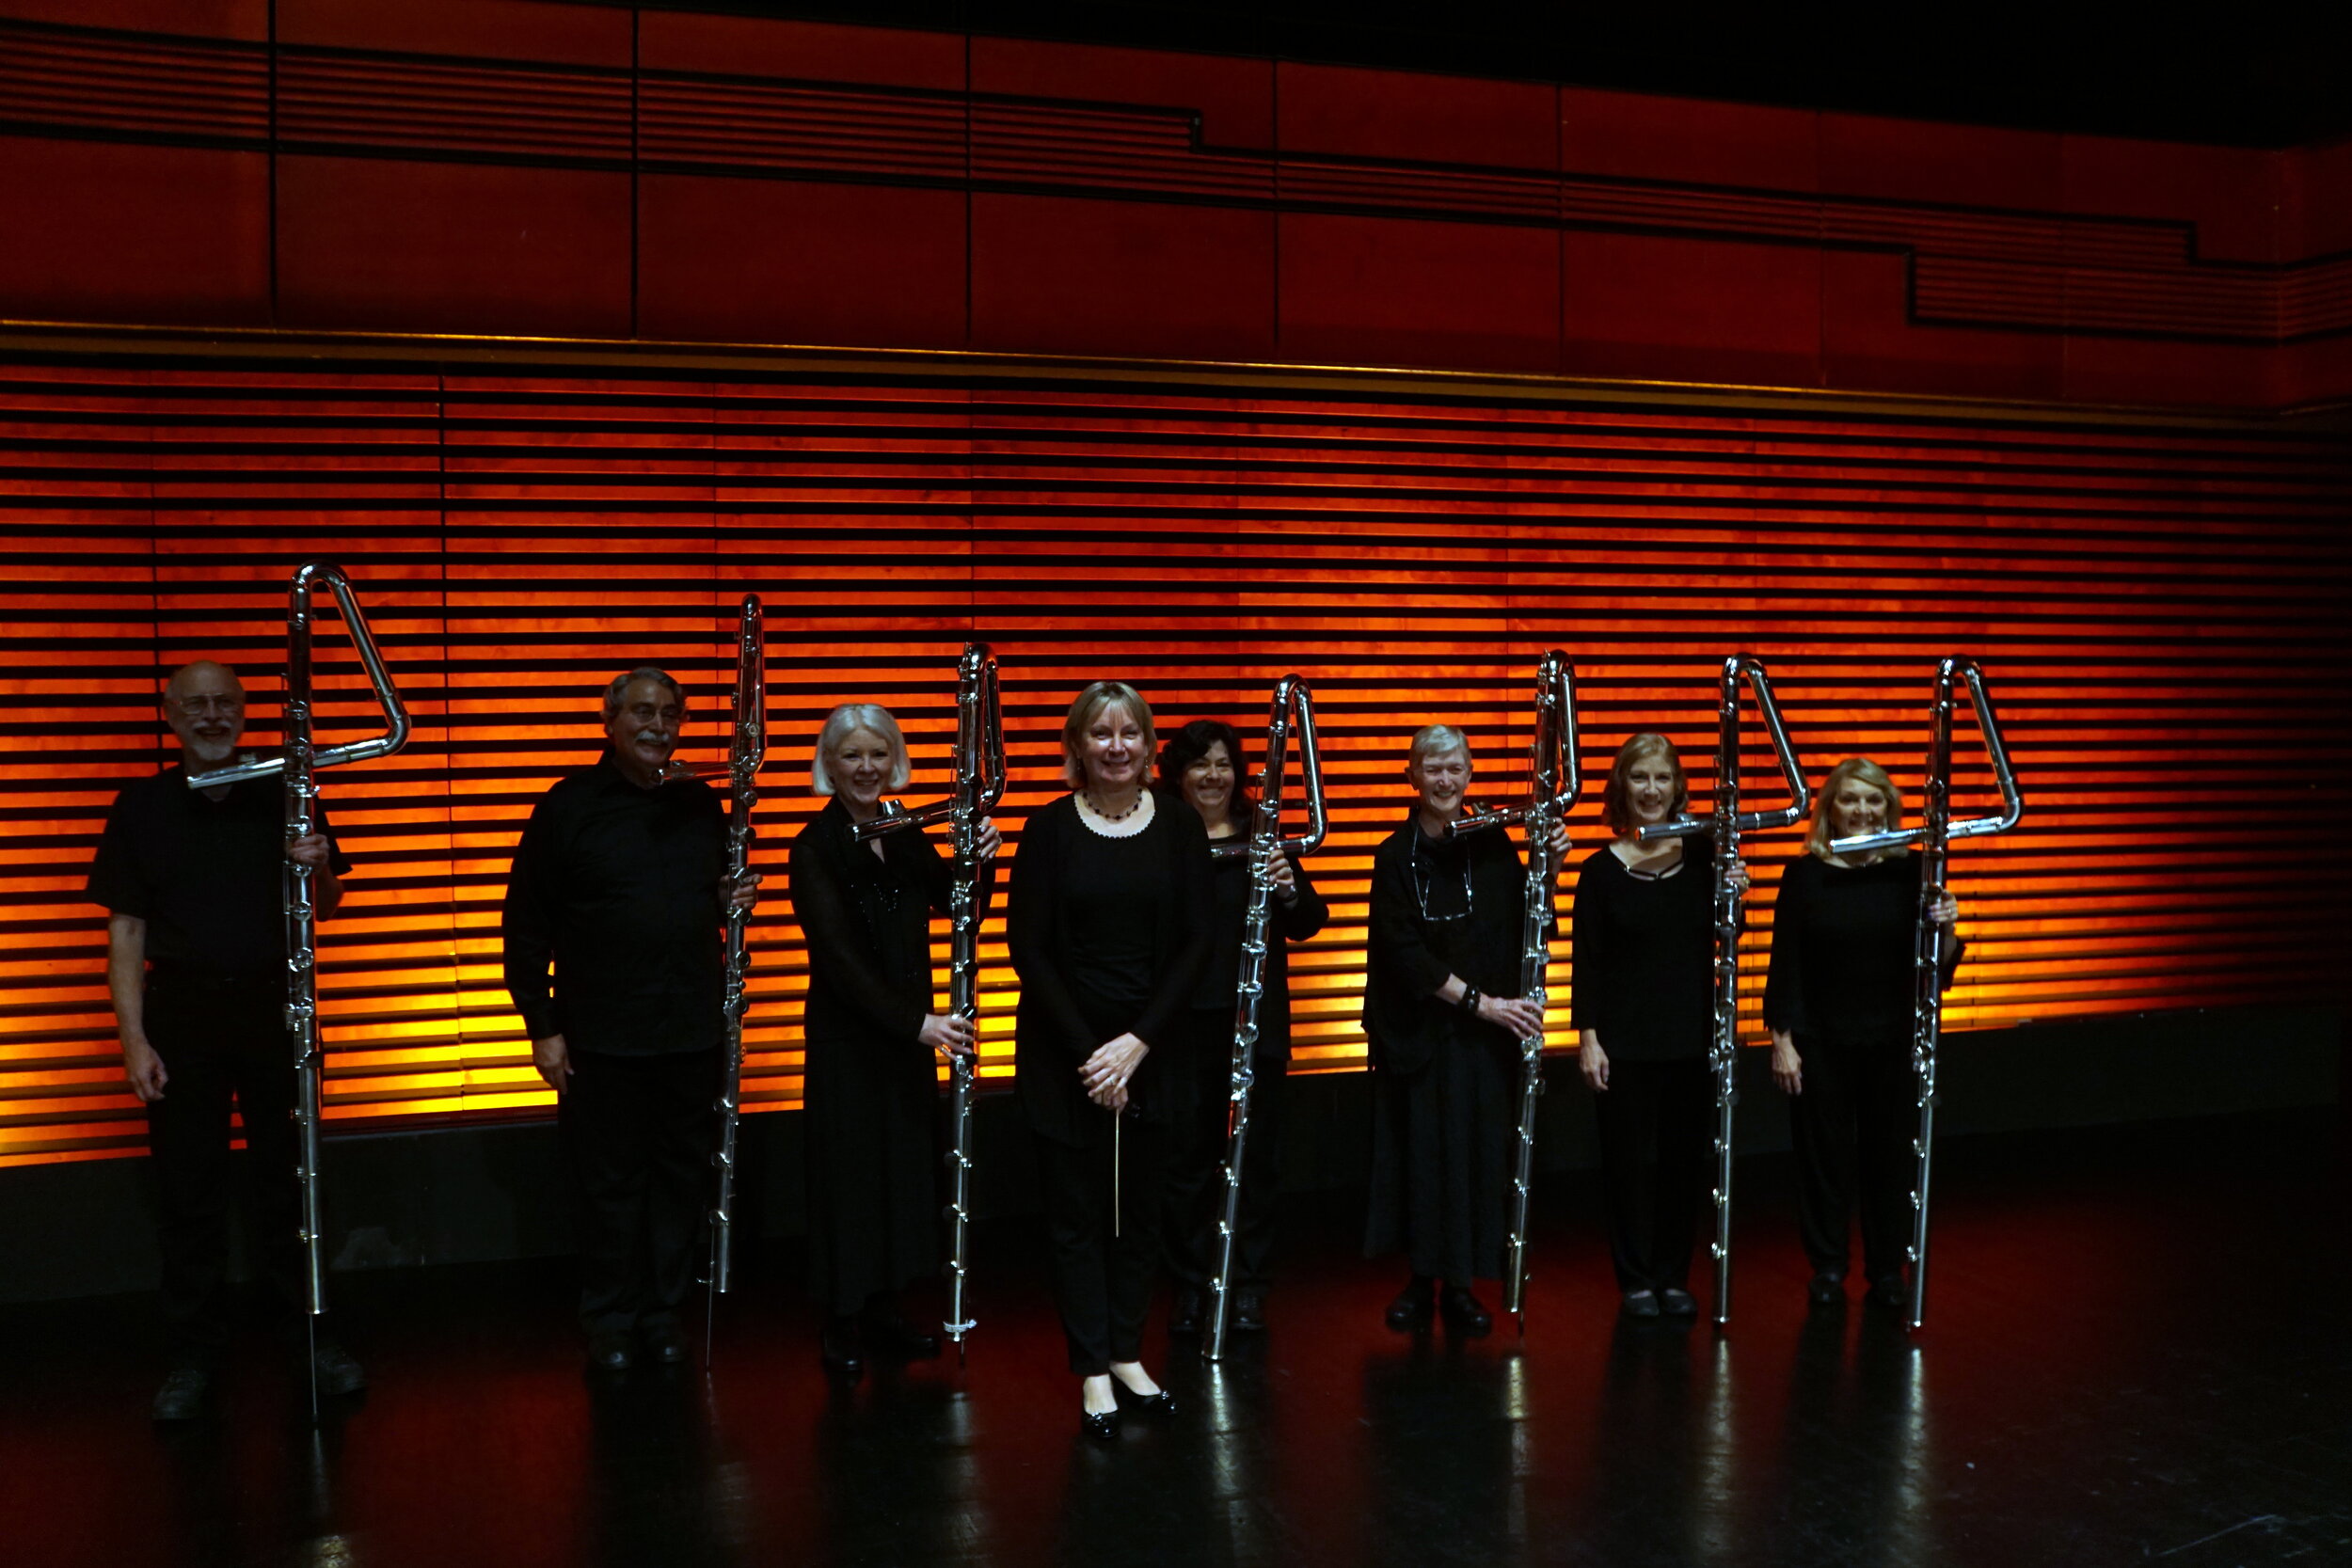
top-left (1060, 682), bottom-right (1156, 789)
top-left (1808, 755), bottom-right (1906, 859)
top-left (1601, 733), bottom-right (1686, 836)
top-left (811, 704), bottom-right (910, 795)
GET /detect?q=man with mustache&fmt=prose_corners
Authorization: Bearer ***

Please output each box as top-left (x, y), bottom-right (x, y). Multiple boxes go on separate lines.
top-left (87, 659), bottom-right (366, 1420)
top-left (502, 667), bottom-right (761, 1372)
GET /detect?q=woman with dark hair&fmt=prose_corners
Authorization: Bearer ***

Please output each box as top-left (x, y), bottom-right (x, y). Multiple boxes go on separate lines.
top-left (788, 703), bottom-right (999, 1381)
top-left (1570, 734), bottom-right (1746, 1319)
top-left (1763, 756), bottom-right (1962, 1310)
top-left (1009, 681), bottom-right (1215, 1438)
top-left (1155, 718), bottom-right (1328, 1337)
top-left (1361, 723), bottom-right (1569, 1336)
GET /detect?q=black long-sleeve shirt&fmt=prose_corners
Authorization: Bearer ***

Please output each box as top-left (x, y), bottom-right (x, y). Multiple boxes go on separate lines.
top-left (1762, 850), bottom-right (1964, 1046)
top-left (501, 752), bottom-right (731, 1056)
top-left (1361, 811), bottom-right (1552, 1077)
top-left (1190, 840), bottom-right (1329, 1060)
top-left (1568, 836), bottom-right (1715, 1063)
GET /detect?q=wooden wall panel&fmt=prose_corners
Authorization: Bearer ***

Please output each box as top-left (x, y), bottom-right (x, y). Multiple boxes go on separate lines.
top-left (0, 354), bottom-right (2345, 1166)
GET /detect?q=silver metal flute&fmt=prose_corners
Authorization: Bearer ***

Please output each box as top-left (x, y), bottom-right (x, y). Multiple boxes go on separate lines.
top-left (1203, 675), bottom-right (1328, 1361)
top-left (1828, 657), bottom-right (2023, 1332)
top-left (1635, 656), bottom-right (1807, 1327)
top-left (853, 643), bottom-right (1007, 1361)
top-left (705, 594), bottom-right (768, 1354)
top-left (186, 562), bottom-right (409, 1419)
top-left (1447, 652), bottom-right (1581, 1331)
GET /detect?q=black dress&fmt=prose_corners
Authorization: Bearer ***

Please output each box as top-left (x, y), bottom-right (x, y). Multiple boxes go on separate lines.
top-left (788, 797), bottom-right (993, 1319)
top-left (1569, 838), bottom-right (1715, 1294)
top-left (1762, 851), bottom-right (1964, 1284)
top-left (1162, 839), bottom-right (1329, 1296)
top-left (1008, 791), bottom-right (1214, 1374)
top-left (1360, 809), bottom-right (1545, 1285)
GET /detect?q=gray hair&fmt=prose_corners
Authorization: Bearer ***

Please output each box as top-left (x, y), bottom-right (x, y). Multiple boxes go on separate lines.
top-left (812, 704), bottom-right (911, 795)
top-left (602, 667), bottom-right (684, 721)
top-left (1407, 723), bottom-right (1471, 768)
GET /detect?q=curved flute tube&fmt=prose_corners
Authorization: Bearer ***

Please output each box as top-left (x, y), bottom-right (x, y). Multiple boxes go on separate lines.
top-left (1635, 656), bottom-right (1808, 1327)
top-left (1447, 652), bottom-right (1581, 1330)
top-left (703, 595), bottom-right (768, 1359)
top-left (186, 562), bottom-right (410, 1419)
top-left (1829, 657), bottom-right (2023, 1332)
top-left (1203, 675), bottom-right (1327, 1361)
top-left (853, 643), bottom-right (1007, 1360)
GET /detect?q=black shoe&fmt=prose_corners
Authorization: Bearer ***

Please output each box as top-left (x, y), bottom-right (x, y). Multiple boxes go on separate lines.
top-left (1080, 1406), bottom-right (1120, 1442)
top-left (820, 1319), bottom-right (865, 1383)
top-left (1658, 1287), bottom-right (1698, 1319)
top-left (1113, 1380), bottom-right (1179, 1419)
top-left (585, 1331), bottom-right (633, 1373)
top-left (311, 1338), bottom-right (368, 1396)
top-left (1168, 1286), bottom-right (1205, 1336)
top-left (1807, 1270), bottom-right (1848, 1306)
top-left (1620, 1289), bottom-right (1661, 1319)
top-left (862, 1312), bottom-right (940, 1362)
top-left (1384, 1280), bottom-right (1435, 1332)
top-left (1232, 1288), bottom-right (1266, 1333)
top-left (1440, 1286), bottom-right (1493, 1337)
top-left (1867, 1275), bottom-right (1910, 1311)
top-left (152, 1361), bottom-right (214, 1422)
top-left (642, 1321), bottom-right (690, 1366)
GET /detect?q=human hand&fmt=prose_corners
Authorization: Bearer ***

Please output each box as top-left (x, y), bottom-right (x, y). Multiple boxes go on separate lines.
top-left (1267, 848), bottom-right (1297, 901)
top-left (533, 1033), bottom-right (573, 1095)
top-left (286, 833), bottom-right (334, 871)
top-left (725, 870), bottom-right (762, 911)
top-left (1931, 892), bottom-right (1958, 927)
top-left (1479, 993), bottom-right (1546, 1040)
top-left (977, 818), bottom-right (1003, 860)
top-left (920, 1012), bottom-right (977, 1057)
top-left (1548, 820), bottom-right (1573, 858)
top-left (1578, 1033), bottom-right (1610, 1092)
top-left (123, 1037), bottom-right (168, 1103)
top-left (1728, 856), bottom-right (1752, 896)
top-left (1080, 1032), bottom-right (1149, 1107)
top-left (1771, 1030), bottom-right (1802, 1095)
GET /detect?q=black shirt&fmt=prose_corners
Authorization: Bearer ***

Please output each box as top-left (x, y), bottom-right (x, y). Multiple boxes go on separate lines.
top-left (1187, 839), bottom-right (1330, 1014)
top-left (1762, 851), bottom-right (1964, 1046)
top-left (1568, 836), bottom-right (1716, 1063)
top-left (87, 766), bottom-right (351, 981)
top-left (501, 751), bottom-right (731, 1057)
top-left (1362, 810), bottom-right (1550, 1077)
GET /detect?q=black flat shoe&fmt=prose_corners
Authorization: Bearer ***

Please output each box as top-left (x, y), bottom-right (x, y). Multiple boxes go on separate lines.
top-left (1114, 1381), bottom-right (1179, 1419)
top-left (1440, 1286), bottom-right (1492, 1337)
top-left (1658, 1287), bottom-right (1698, 1319)
top-left (151, 1361), bottom-right (214, 1422)
top-left (862, 1313), bottom-right (940, 1361)
top-left (585, 1331), bottom-right (633, 1374)
top-left (1081, 1407), bottom-right (1120, 1442)
top-left (1232, 1288), bottom-right (1266, 1333)
top-left (1168, 1286), bottom-right (1205, 1336)
top-left (820, 1320), bottom-right (865, 1383)
top-left (1867, 1275), bottom-right (1910, 1312)
top-left (1807, 1270), bottom-right (1848, 1306)
top-left (1620, 1290), bottom-right (1661, 1319)
top-left (1384, 1281), bottom-right (1435, 1332)
top-left (642, 1321), bottom-right (690, 1366)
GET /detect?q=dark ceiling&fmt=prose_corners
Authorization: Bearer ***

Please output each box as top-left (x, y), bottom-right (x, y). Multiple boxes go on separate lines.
top-left (630, 0), bottom-right (2349, 150)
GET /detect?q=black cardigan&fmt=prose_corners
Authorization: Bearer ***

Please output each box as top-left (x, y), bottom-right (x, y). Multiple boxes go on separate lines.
top-left (1762, 850), bottom-right (1964, 1046)
top-left (1361, 810), bottom-right (1550, 1077)
top-left (1567, 836), bottom-right (1716, 1063)
top-left (1008, 793), bottom-right (1216, 1145)
top-left (787, 796), bottom-right (996, 1048)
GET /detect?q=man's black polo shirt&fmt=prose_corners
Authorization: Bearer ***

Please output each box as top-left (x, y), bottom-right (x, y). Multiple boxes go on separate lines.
top-left (86, 766), bottom-right (351, 982)
top-left (501, 751), bottom-right (730, 1057)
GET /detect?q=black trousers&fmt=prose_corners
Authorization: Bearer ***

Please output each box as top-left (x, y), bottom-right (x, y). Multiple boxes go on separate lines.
top-left (143, 977), bottom-right (307, 1359)
top-left (1162, 1011), bottom-right (1289, 1293)
top-left (562, 1048), bottom-right (719, 1337)
top-left (1591, 1055), bottom-right (1712, 1294)
top-left (1787, 1031), bottom-right (1918, 1282)
top-left (1037, 1116), bottom-right (1168, 1376)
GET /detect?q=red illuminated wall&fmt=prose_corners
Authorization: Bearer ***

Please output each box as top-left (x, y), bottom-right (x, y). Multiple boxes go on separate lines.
top-left (2, 0), bottom-right (2351, 408)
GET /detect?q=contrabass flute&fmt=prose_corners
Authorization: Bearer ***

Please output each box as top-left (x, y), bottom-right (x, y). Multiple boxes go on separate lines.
top-left (1826, 657), bottom-right (2022, 1332)
top-left (1446, 652), bottom-right (1580, 1332)
top-left (186, 562), bottom-right (410, 1419)
top-left (1202, 675), bottom-right (1328, 1362)
top-left (853, 643), bottom-right (1007, 1361)
top-left (1634, 656), bottom-right (1806, 1327)
top-left (705, 594), bottom-right (768, 1356)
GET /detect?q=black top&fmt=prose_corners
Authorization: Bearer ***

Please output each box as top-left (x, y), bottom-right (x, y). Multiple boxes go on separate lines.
top-left (788, 797), bottom-right (995, 1047)
top-left (87, 766), bottom-right (351, 982)
top-left (1568, 836), bottom-right (1716, 1063)
top-left (501, 752), bottom-right (731, 1057)
top-left (1762, 851), bottom-right (1965, 1045)
top-left (1008, 794), bottom-right (1215, 1145)
top-left (1362, 810), bottom-right (1551, 1077)
top-left (1192, 836), bottom-right (1330, 1063)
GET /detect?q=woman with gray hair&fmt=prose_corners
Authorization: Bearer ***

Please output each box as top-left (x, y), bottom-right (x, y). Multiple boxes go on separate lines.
top-left (1362, 722), bottom-right (1568, 1337)
top-left (1009, 680), bottom-right (1214, 1439)
top-left (788, 702), bottom-right (998, 1381)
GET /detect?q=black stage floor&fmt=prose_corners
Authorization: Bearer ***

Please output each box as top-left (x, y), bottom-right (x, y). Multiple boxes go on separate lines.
top-left (3, 1109), bottom-right (2345, 1568)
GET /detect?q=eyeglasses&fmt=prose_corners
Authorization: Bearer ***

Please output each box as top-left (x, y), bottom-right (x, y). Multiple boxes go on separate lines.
top-left (169, 696), bottom-right (245, 717)
top-left (1411, 847), bottom-right (1474, 925)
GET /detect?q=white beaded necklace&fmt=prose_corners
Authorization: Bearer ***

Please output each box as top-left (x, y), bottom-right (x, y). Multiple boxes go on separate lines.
top-left (1075, 787), bottom-right (1155, 838)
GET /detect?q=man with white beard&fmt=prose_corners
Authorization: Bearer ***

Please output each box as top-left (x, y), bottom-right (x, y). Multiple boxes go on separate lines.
top-left (87, 659), bottom-right (366, 1419)
top-left (502, 667), bottom-right (760, 1372)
